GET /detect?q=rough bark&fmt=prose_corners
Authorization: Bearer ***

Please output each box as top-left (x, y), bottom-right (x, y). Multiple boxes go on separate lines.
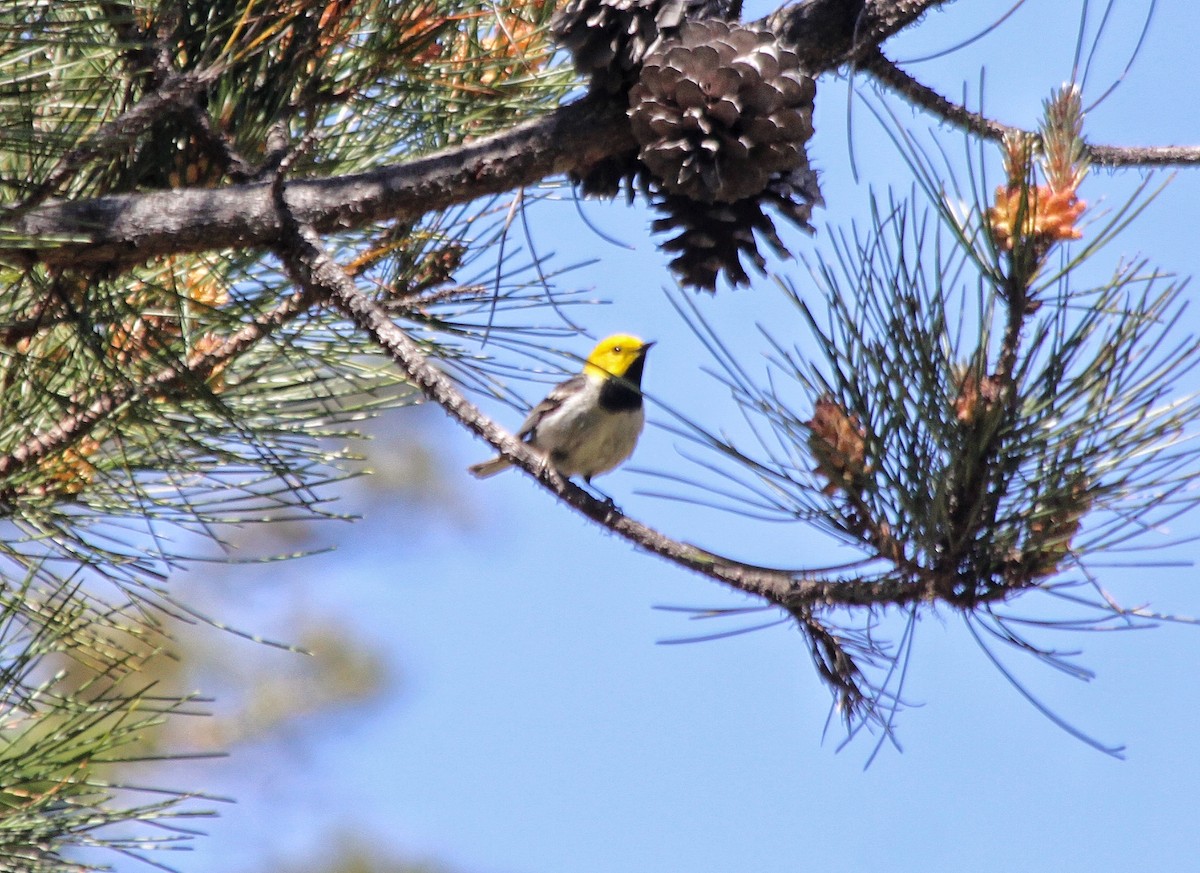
top-left (1, 1), bottom-right (954, 267)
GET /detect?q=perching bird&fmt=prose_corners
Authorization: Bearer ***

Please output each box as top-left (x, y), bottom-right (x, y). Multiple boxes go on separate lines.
top-left (468, 334), bottom-right (654, 483)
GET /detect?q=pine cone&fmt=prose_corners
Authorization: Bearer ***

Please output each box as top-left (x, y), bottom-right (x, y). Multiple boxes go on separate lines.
top-left (570, 150), bottom-right (646, 200)
top-left (1025, 480), bottom-right (1092, 578)
top-left (652, 165), bottom-right (820, 290)
top-left (807, 395), bottom-right (869, 497)
top-left (629, 19), bottom-right (815, 203)
top-left (553, 0), bottom-right (732, 94)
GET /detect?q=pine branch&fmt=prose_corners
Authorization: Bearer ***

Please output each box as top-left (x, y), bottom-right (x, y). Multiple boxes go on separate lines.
top-left (1088, 143), bottom-right (1200, 166)
top-left (864, 50), bottom-right (1200, 167)
top-left (0, 286), bottom-right (315, 483)
top-left (269, 193), bottom-right (941, 614)
top-left (3, 67), bottom-right (224, 220)
top-left (1, 96), bottom-right (633, 268)
top-left (4, 0), bottom-right (1196, 272)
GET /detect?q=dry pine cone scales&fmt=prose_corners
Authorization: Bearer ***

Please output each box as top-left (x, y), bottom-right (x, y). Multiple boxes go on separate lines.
top-left (629, 19), bottom-right (815, 204)
top-left (553, 0), bottom-right (735, 93)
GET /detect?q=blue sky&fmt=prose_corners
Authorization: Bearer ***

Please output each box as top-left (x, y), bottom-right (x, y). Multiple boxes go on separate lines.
top-left (156, 2), bottom-right (1200, 871)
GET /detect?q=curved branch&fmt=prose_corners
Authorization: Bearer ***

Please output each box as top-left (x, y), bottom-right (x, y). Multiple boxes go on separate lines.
top-left (861, 49), bottom-right (1011, 140)
top-left (5, 0), bottom-right (1195, 270)
top-left (270, 205), bottom-right (936, 612)
top-left (0, 0), bottom-right (977, 270)
top-left (864, 50), bottom-right (1200, 167)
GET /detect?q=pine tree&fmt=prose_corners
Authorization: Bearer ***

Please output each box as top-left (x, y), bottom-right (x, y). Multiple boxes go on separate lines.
top-left (1, 1), bottom-right (1199, 867)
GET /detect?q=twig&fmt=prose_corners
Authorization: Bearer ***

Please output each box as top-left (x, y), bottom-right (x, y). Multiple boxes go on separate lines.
top-left (3, 68), bottom-right (223, 221)
top-left (0, 288), bottom-right (316, 482)
top-left (862, 49), bottom-right (1012, 141)
top-left (1087, 143), bottom-right (1200, 167)
top-left (269, 204), bottom-right (897, 716)
top-left (864, 50), bottom-right (1200, 167)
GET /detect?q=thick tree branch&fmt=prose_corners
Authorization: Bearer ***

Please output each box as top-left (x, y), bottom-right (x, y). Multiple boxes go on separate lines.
top-left (1, 97), bottom-right (632, 268)
top-left (5, 0), bottom-right (1196, 269)
top-left (0, 0), bottom-right (975, 268)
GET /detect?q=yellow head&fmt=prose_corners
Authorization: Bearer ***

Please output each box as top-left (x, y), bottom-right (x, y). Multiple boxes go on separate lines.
top-left (582, 334), bottom-right (654, 382)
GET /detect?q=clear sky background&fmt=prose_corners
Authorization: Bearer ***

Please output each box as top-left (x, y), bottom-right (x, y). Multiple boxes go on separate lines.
top-left (153, 2), bottom-right (1200, 872)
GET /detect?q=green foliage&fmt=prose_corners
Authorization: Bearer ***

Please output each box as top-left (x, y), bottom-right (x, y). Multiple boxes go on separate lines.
top-left (0, 569), bottom-right (216, 872)
top-left (0, 1), bottom-right (578, 868)
top-left (0, 0), bottom-right (568, 199)
top-left (665, 87), bottom-right (1200, 746)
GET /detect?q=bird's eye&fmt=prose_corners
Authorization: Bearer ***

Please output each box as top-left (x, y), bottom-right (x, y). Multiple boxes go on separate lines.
top-left (613, 346), bottom-right (622, 353)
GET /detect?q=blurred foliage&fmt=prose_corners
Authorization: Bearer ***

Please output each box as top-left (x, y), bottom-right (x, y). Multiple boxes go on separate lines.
top-left (269, 834), bottom-right (457, 873)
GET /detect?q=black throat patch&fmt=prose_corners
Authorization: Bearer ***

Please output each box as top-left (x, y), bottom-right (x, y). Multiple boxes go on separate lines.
top-left (598, 355), bottom-right (645, 412)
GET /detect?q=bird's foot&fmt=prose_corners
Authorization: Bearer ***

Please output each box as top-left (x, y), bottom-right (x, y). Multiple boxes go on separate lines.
top-left (581, 479), bottom-right (621, 515)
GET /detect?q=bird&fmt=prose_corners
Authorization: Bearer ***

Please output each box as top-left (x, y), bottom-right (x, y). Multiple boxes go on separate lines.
top-left (468, 334), bottom-right (654, 483)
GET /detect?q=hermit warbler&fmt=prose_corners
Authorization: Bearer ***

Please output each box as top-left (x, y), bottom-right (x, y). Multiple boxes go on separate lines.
top-left (468, 334), bottom-right (654, 483)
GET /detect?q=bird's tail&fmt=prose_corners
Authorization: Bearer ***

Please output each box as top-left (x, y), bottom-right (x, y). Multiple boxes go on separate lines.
top-left (467, 456), bottom-right (512, 479)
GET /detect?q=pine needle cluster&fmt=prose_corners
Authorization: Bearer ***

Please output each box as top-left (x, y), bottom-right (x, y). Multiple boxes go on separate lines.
top-left (0, 2), bottom-right (578, 867)
top-left (668, 86), bottom-right (1200, 744)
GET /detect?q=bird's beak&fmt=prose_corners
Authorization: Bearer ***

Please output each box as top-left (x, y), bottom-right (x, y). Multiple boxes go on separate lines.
top-left (639, 341), bottom-right (656, 354)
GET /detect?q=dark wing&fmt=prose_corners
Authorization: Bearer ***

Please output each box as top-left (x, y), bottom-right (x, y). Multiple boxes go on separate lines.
top-left (517, 373), bottom-right (586, 440)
